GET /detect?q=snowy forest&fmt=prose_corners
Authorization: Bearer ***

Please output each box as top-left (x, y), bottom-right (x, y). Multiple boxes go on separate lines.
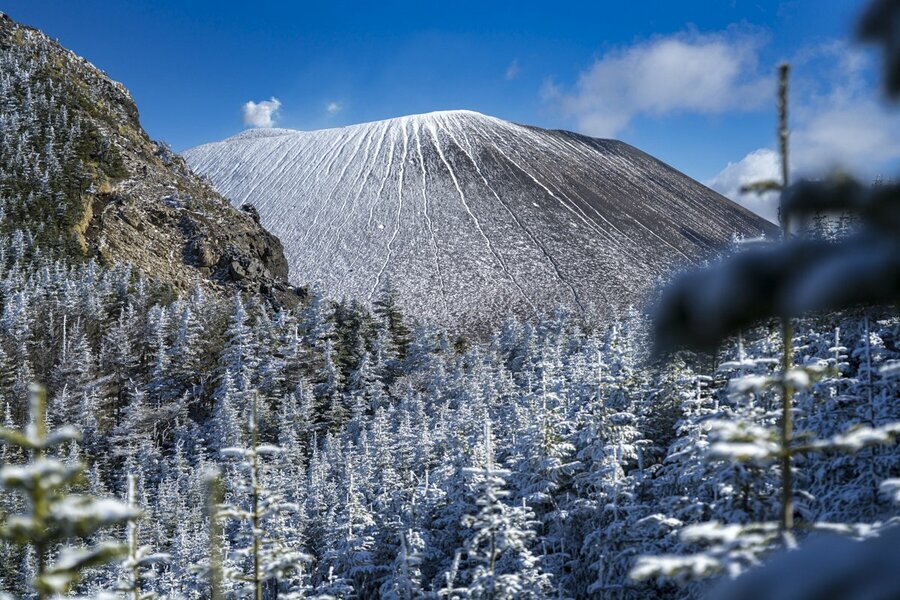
top-left (1, 1), bottom-right (900, 599)
top-left (0, 234), bottom-right (898, 599)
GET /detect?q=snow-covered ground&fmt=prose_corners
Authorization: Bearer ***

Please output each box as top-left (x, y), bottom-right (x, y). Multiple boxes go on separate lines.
top-left (185, 110), bottom-right (773, 331)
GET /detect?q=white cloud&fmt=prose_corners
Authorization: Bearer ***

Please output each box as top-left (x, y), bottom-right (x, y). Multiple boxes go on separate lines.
top-left (792, 98), bottom-right (900, 174)
top-left (785, 42), bottom-right (900, 175)
top-left (709, 41), bottom-right (900, 220)
top-left (242, 97), bottom-right (281, 128)
top-left (706, 149), bottom-right (781, 223)
top-left (505, 59), bottom-right (520, 81)
top-left (326, 101), bottom-right (342, 114)
top-left (547, 30), bottom-right (771, 137)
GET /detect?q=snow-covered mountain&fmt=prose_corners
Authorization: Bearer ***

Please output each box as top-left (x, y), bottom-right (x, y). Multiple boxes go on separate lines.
top-left (185, 110), bottom-right (775, 331)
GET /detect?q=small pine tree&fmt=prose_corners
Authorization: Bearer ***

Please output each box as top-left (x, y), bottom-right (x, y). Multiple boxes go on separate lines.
top-left (0, 384), bottom-right (137, 598)
top-left (455, 420), bottom-right (553, 598)
top-left (217, 392), bottom-right (311, 599)
top-left (116, 472), bottom-right (170, 599)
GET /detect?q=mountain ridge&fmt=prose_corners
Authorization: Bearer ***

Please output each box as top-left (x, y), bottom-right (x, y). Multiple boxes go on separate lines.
top-left (0, 11), bottom-right (297, 304)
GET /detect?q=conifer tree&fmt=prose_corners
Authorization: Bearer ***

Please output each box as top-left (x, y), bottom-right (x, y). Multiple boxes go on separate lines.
top-left (373, 280), bottom-right (410, 374)
top-left (0, 384), bottom-right (137, 598)
top-left (455, 420), bottom-right (553, 598)
top-left (217, 392), bottom-right (311, 598)
top-left (116, 473), bottom-right (170, 600)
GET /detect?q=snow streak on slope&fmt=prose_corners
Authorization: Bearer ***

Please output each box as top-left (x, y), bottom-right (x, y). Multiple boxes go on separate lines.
top-left (185, 110), bottom-right (775, 332)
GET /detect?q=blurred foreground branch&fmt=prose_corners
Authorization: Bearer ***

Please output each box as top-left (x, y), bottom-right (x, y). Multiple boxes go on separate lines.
top-left (654, 179), bottom-right (900, 353)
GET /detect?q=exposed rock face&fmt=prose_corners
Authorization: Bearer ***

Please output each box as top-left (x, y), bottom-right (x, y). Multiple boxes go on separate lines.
top-left (186, 111), bottom-right (778, 333)
top-left (0, 12), bottom-right (295, 304)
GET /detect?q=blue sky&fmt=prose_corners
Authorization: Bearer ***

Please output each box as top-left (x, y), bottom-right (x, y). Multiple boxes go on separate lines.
top-left (7, 0), bottom-right (897, 220)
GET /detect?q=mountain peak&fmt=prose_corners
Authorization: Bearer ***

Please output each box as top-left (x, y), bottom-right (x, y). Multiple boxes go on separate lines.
top-left (401, 108), bottom-right (490, 119)
top-left (227, 110), bottom-right (503, 143)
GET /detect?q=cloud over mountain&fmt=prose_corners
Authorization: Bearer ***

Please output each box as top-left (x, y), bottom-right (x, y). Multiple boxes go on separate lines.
top-left (544, 29), bottom-right (771, 137)
top-left (709, 41), bottom-right (900, 218)
top-left (242, 97), bottom-right (282, 128)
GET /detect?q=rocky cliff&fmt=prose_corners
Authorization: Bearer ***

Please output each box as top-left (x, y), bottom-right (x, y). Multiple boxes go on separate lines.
top-left (0, 12), bottom-right (295, 304)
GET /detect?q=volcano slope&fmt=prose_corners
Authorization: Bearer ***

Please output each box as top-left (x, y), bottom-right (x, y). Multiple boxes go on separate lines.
top-left (185, 110), bottom-right (775, 332)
